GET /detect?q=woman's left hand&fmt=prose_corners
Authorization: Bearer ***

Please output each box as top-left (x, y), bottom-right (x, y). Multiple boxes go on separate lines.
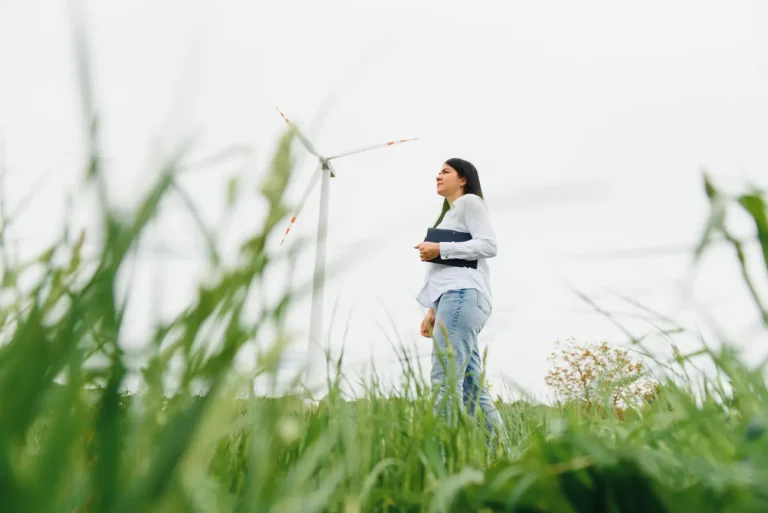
top-left (414, 242), bottom-right (440, 261)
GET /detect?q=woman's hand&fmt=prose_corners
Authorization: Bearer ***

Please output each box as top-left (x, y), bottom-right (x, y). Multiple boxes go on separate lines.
top-left (414, 242), bottom-right (440, 262)
top-left (420, 308), bottom-right (435, 338)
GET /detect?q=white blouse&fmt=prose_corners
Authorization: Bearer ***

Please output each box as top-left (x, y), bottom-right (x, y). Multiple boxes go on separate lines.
top-left (416, 193), bottom-right (497, 311)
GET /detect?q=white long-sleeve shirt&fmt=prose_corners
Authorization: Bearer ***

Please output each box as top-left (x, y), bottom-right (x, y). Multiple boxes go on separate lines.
top-left (416, 193), bottom-right (497, 310)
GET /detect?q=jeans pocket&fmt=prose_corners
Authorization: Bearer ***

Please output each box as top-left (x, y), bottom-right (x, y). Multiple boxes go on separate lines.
top-left (476, 292), bottom-right (491, 316)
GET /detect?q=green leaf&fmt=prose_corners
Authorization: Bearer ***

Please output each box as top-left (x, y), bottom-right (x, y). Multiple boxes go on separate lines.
top-left (694, 171), bottom-right (726, 262)
top-left (227, 176), bottom-right (240, 208)
top-left (737, 192), bottom-right (768, 273)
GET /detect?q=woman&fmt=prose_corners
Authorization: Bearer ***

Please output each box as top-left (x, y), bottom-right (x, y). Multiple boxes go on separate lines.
top-left (413, 157), bottom-right (504, 442)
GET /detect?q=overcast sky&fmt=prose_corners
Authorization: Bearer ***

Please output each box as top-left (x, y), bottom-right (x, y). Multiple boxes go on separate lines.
top-left (2, 0), bottom-right (768, 400)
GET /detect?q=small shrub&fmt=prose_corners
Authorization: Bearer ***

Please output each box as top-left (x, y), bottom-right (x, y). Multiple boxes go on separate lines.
top-left (545, 337), bottom-right (660, 416)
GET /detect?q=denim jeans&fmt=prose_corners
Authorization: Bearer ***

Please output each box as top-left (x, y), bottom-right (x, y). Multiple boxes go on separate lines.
top-left (431, 288), bottom-right (504, 444)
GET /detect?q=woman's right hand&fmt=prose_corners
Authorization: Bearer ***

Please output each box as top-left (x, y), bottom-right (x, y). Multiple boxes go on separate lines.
top-left (420, 308), bottom-right (435, 338)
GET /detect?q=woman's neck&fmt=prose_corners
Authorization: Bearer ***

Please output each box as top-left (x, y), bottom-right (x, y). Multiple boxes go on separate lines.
top-left (446, 191), bottom-right (464, 206)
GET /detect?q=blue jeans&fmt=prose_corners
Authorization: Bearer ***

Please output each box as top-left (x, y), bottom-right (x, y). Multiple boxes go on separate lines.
top-left (431, 288), bottom-right (504, 443)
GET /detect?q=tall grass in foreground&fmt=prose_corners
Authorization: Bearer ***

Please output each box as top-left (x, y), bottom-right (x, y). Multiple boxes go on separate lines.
top-left (3, 21), bottom-right (768, 513)
top-left (1, 126), bottom-right (767, 513)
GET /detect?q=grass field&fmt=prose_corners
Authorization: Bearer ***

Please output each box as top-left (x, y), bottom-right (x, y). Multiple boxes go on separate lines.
top-left (2, 24), bottom-right (768, 511)
top-left (1, 123), bottom-right (767, 512)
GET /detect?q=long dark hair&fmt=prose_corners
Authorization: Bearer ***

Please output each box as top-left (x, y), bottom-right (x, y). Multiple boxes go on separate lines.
top-left (433, 157), bottom-right (484, 227)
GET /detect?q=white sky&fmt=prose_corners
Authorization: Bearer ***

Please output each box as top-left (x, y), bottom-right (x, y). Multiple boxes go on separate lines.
top-left (2, 0), bottom-right (768, 400)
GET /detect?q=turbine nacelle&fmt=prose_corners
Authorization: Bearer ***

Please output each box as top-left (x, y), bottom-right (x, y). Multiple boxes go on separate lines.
top-left (320, 159), bottom-right (336, 178)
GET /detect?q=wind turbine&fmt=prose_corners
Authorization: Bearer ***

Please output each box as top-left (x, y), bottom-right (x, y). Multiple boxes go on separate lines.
top-left (275, 107), bottom-right (418, 397)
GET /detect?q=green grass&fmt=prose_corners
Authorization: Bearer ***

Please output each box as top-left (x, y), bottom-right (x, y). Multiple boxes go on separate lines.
top-left (2, 14), bottom-right (768, 512)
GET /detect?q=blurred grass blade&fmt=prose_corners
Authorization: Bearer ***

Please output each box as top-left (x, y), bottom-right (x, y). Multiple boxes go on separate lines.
top-left (737, 192), bottom-right (768, 273)
top-left (428, 466), bottom-right (484, 513)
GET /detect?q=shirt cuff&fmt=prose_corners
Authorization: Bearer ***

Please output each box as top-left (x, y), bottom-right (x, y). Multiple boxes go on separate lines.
top-left (439, 242), bottom-right (454, 259)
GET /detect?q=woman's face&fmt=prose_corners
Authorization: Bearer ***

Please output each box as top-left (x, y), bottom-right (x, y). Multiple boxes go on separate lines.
top-left (436, 163), bottom-right (466, 198)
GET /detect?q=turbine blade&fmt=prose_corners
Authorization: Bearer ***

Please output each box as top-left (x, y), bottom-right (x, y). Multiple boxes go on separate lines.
top-left (276, 107), bottom-right (321, 157)
top-left (279, 164), bottom-right (323, 246)
top-left (326, 137), bottom-right (419, 161)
